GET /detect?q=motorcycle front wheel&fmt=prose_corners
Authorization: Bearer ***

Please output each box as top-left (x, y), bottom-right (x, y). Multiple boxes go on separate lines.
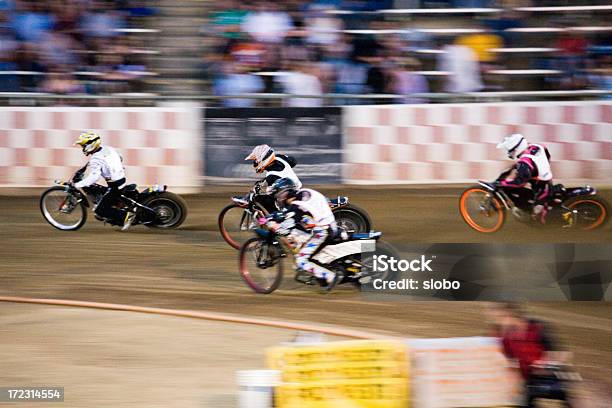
top-left (239, 237), bottom-right (284, 294)
top-left (459, 187), bottom-right (506, 233)
top-left (219, 204), bottom-right (264, 249)
top-left (40, 186), bottom-right (88, 231)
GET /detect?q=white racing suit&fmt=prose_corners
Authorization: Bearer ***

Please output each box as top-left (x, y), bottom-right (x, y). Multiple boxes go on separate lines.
top-left (255, 155), bottom-right (303, 213)
top-left (74, 145), bottom-right (127, 224)
top-left (269, 188), bottom-right (337, 282)
top-left (263, 155), bottom-right (302, 189)
top-left (499, 144), bottom-right (554, 223)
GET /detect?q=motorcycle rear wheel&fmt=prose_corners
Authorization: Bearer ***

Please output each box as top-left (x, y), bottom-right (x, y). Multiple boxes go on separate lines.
top-left (333, 204), bottom-right (371, 233)
top-left (352, 241), bottom-right (400, 289)
top-left (143, 192), bottom-right (188, 229)
top-left (566, 196), bottom-right (608, 230)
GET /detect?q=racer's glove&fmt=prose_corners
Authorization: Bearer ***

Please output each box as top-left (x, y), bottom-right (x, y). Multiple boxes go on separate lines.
top-left (253, 179), bottom-right (265, 195)
top-left (265, 217), bottom-right (295, 236)
top-left (276, 219), bottom-right (294, 236)
top-left (62, 181), bottom-right (76, 192)
top-left (269, 211), bottom-right (286, 223)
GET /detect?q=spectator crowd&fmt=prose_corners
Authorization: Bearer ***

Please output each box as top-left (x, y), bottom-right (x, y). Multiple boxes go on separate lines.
top-left (1, 0), bottom-right (610, 104)
top-left (201, 0), bottom-right (611, 106)
top-left (0, 0), bottom-right (155, 97)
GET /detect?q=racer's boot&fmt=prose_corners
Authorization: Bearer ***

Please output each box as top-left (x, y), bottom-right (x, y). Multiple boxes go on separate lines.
top-left (295, 269), bottom-right (318, 285)
top-left (562, 209), bottom-right (577, 228)
top-left (324, 269), bottom-right (344, 292)
top-left (121, 211), bottom-right (136, 231)
top-left (533, 205), bottom-right (549, 224)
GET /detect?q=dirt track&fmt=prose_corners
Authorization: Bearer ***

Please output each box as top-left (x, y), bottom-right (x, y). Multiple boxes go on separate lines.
top-left (1, 303), bottom-right (350, 408)
top-left (1, 186), bottom-right (611, 405)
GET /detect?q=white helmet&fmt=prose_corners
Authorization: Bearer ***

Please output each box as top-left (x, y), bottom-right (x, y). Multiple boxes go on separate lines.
top-left (497, 134), bottom-right (528, 159)
top-left (245, 144), bottom-right (276, 173)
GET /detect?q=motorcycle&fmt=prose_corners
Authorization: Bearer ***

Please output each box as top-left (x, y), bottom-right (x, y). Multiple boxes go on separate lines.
top-left (40, 167), bottom-right (188, 231)
top-left (219, 181), bottom-right (372, 249)
top-left (527, 361), bottom-right (581, 407)
top-left (459, 180), bottom-right (608, 233)
top-left (238, 221), bottom-right (397, 294)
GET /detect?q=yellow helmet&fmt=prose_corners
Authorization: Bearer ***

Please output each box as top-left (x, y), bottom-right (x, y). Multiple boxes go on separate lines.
top-left (75, 131), bottom-right (102, 155)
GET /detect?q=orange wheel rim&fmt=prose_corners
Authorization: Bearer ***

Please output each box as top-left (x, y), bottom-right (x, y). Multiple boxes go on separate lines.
top-left (460, 188), bottom-right (504, 233)
top-left (568, 199), bottom-right (607, 230)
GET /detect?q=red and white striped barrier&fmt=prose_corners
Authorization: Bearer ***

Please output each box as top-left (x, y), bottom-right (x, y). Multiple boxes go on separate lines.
top-left (0, 104), bottom-right (202, 191)
top-left (343, 101), bottom-right (612, 184)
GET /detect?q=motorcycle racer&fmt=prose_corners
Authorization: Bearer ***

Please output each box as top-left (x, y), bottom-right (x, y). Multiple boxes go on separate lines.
top-left (496, 134), bottom-right (555, 224)
top-left (264, 178), bottom-right (341, 290)
top-left (73, 131), bottom-right (135, 230)
top-left (244, 144), bottom-right (303, 212)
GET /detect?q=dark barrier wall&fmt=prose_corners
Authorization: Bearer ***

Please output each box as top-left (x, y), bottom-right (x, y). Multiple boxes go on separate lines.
top-left (203, 107), bottom-right (342, 184)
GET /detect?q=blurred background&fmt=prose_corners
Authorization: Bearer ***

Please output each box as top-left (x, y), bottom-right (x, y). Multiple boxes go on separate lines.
top-left (0, 0), bottom-right (610, 106)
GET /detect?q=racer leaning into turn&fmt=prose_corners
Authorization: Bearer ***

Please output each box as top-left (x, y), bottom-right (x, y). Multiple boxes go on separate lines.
top-left (264, 178), bottom-right (342, 291)
top-left (73, 131), bottom-right (135, 231)
top-left (495, 134), bottom-right (556, 224)
top-left (244, 144), bottom-right (303, 212)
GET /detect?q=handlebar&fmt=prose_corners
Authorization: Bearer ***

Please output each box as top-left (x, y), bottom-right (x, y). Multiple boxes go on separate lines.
top-left (252, 179), bottom-right (265, 195)
top-left (65, 182), bottom-right (77, 193)
top-left (477, 180), bottom-right (500, 192)
top-left (255, 221), bottom-right (297, 254)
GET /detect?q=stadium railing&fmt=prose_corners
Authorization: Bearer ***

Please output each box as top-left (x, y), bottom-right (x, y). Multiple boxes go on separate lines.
top-left (0, 90), bottom-right (610, 106)
top-left (327, 5), bottom-right (612, 15)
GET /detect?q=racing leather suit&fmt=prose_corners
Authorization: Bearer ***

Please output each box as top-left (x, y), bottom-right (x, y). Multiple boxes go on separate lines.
top-left (498, 144), bottom-right (554, 222)
top-left (256, 155), bottom-right (303, 212)
top-left (74, 145), bottom-right (127, 224)
top-left (269, 188), bottom-right (337, 282)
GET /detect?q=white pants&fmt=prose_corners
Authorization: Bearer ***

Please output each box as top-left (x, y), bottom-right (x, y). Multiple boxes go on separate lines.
top-left (295, 226), bottom-right (334, 280)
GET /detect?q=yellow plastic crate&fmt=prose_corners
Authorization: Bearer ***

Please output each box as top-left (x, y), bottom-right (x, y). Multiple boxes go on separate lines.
top-left (281, 360), bottom-right (408, 383)
top-left (268, 340), bottom-right (408, 369)
top-left (276, 378), bottom-right (409, 408)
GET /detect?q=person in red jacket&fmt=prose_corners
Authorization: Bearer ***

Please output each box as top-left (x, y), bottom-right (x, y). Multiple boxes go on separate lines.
top-left (487, 303), bottom-right (573, 408)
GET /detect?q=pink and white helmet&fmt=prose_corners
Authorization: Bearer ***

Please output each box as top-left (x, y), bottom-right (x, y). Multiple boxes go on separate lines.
top-left (497, 134), bottom-right (528, 159)
top-left (245, 144), bottom-right (276, 173)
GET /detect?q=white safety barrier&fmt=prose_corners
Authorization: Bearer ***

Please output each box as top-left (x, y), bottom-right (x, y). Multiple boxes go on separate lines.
top-left (343, 101), bottom-right (612, 184)
top-left (407, 337), bottom-right (521, 408)
top-left (0, 103), bottom-right (202, 192)
top-left (236, 370), bottom-right (280, 408)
